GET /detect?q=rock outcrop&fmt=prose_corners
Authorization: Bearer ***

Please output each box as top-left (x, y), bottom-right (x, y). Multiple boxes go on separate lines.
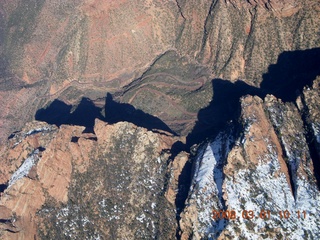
top-left (1, 86), bottom-right (319, 239)
top-left (178, 93), bottom-right (320, 239)
top-left (0, 120), bottom-right (179, 239)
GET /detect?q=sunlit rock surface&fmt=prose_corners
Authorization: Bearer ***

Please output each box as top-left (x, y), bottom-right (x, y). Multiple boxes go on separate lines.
top-left (179, 95), bottom-right (320, 239)
top-left (0, 120), bottom-right (179, 239)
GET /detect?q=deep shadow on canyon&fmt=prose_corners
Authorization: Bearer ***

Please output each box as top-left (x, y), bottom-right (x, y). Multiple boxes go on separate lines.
top-left (0, 184), bottom-right (7, 193)
top-left (174, 47), bottom-right (320, 228)
top-left (35, 48), bottom-right (320, 149)
top-left (34, 48), bottom-right (320, 236)
top-left (35, 93), bottom-right (176, 135)
top-left (187, 47), bottom-right (320, 148)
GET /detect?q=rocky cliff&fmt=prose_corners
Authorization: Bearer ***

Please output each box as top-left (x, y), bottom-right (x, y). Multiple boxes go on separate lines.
top-left (0, 119), bottom-right (179, 239)
top-left (0, 0), bottom-right (320, 239)
top-left (178, 81), bottom-right (320, 239)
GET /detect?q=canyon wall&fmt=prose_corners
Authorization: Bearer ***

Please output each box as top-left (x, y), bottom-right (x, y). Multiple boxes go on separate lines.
top-left (0, 0), bottom-right (319, 141)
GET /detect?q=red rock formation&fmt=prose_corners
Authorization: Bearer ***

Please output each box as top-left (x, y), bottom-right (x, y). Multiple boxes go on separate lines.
top-left (0, 119), bottom-right (179, 239)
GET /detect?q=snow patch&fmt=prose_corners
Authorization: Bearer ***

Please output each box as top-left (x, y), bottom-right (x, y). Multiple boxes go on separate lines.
top-left (136, 213), bottom-right (146, 223)
top-left (151, 202), bottom-right (156, 210)
top-left (25, 127), bottom-right (51, 136)
top-left (187, 123), bottom-right (320, 239)
top-left (187, 129), bottom-right (235, 237)
top-left (312, 123), bottom-right (320, 144)
top-left (55, 204), bottom-right (100, 239)
top-left (225, 154), bottom-right (320, 239)
top-left (8, 150), bottom-right (39, 188)
top-left (12, 126), bottom-right (53, 147)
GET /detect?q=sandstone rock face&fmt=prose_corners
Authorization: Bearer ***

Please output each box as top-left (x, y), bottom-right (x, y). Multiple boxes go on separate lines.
top-left (0, 120), bottom-right (179, 239)
top-left (165, 151), bottom-right (190, 206)
top-left (179, 95), bottom-right (320, 239)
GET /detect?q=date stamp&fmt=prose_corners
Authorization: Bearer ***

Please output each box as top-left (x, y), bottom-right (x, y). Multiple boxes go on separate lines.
top-left (212, 209), bottom-right (307, 220)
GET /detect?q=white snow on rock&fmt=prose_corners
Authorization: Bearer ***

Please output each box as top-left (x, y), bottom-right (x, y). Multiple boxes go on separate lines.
top-left (224, 157), bottom-right (320, 239)
top-left (136, 213), bottom-right (146, 223)
top-left (187, 129), bottom-right (234, 238)
top-left (186, 125), bottom-right (320, 239)
top-left (225, 137), bottom-right (319, 239)
top-left (25, 126), bottom-right (51, 136)
top-left (8, 149), bottom-right (39, 188)
top-left (312, 123), bottom-right (320, 144)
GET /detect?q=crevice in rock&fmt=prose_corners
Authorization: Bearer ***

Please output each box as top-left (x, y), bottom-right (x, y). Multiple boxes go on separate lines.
top-left (38, 146), bottom-right (46, 152)
top-left (243, 6), bottom-right (257, 54)
top-left (199, 0), bottom-right (219, 59)
top-left (174, 142), bottom-right (205, 240)
top-left (211, 127), bottom-right (237, 238)
top-left (280, 143), bottom-right (297, 199)
top-left (165, 141), bottom-right (190, 239)
top-left (0, 183), bottom-right (7, 193)
top-left (86, 136), bottom-right (98, 141)
top-left (174, 153), bottom-right (192, 212)
top-left (175, 0), bottom-right (186, 20)
top-left (71, 137), bottom-right (79, 143)
top-left (8, 132), bottom-right (19, 140)
top-left (280, 142), bottom-right (297, 199)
